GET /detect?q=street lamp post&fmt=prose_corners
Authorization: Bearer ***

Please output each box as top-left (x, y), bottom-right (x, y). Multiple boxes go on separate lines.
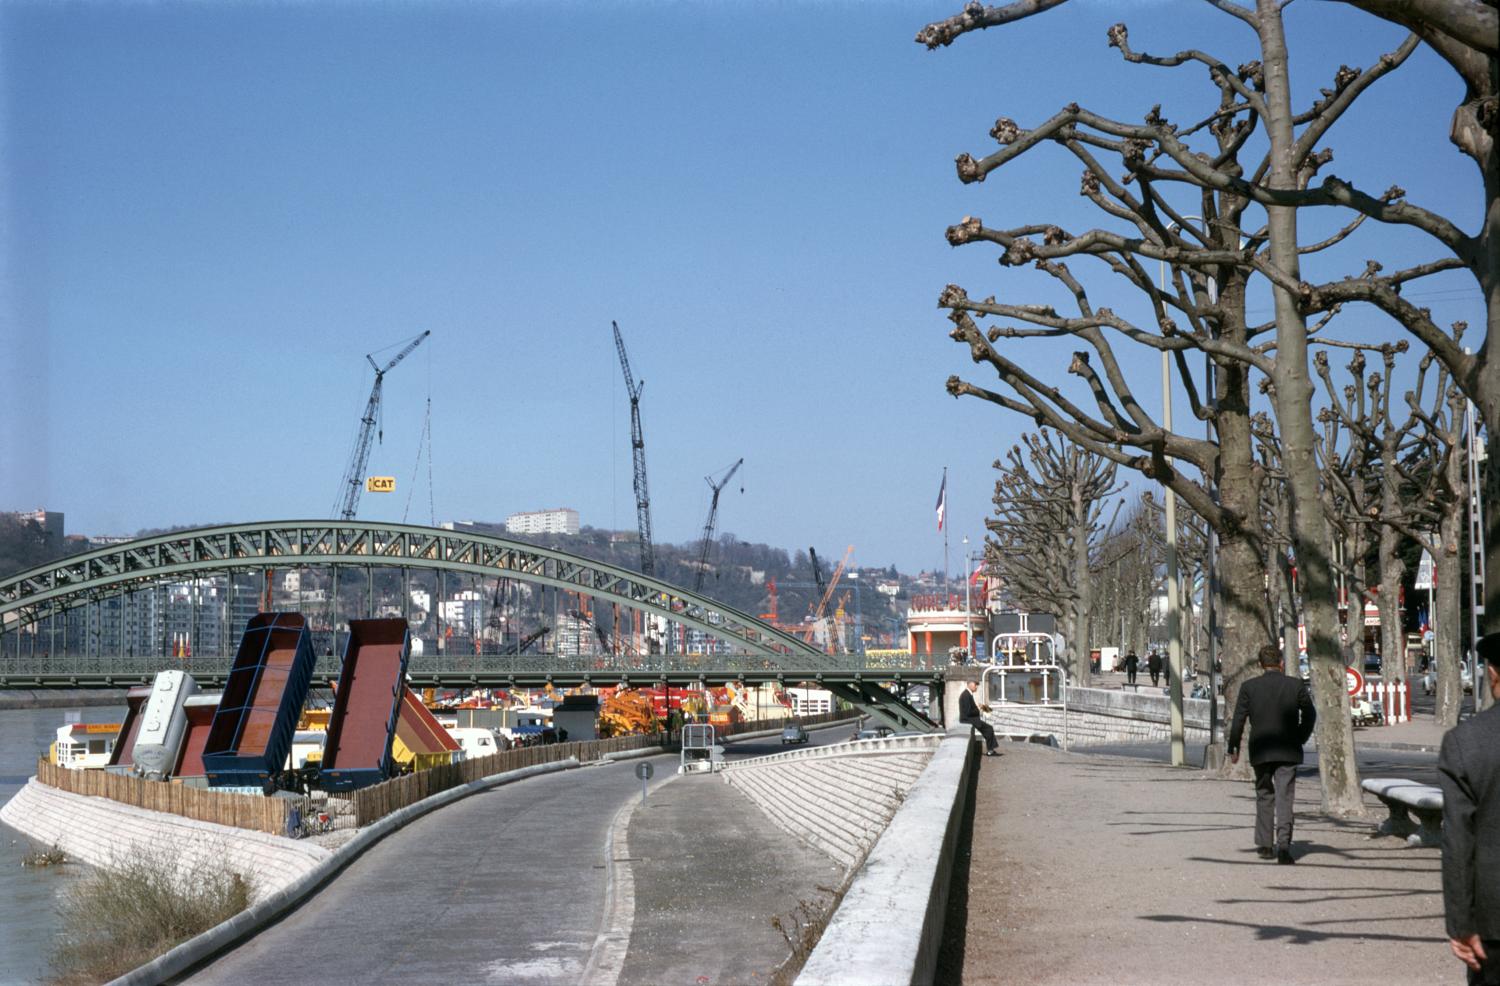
top-left (963, 536), bottom-right (973, 660)
top-left (1159, 257), bottom-right (1186, 768)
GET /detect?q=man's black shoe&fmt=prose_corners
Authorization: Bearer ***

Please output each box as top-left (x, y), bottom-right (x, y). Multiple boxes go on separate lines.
top-left (985, 750), bottom-right (1002, 757)
top-left (1256, 846), bottom-right (1275, 859)
top-left (1276, 847), bottom-right (1295, 865)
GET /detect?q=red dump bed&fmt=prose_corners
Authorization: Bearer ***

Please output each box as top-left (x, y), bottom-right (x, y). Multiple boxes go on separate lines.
top-left (107, 685), bottom-right (154, 769)
top-left (173, 697), bottom-right (220, 778)
top-left (320, 619), bottom-right (411, 790)
top-left (396, 687), bottom-right (461, 754)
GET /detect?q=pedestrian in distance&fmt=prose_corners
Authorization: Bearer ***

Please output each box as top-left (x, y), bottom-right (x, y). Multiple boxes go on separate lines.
top-left (1147, 650), bottom-right (1163, 686)
top-left (1123, 649), bottom-right (1140, 686)
top-left (1228, 644), bottom-right (1317, 864)
top-left (1439, 632), bottom-right (1500, 985)
top-left (959, 679), bottom-right (1000, 757)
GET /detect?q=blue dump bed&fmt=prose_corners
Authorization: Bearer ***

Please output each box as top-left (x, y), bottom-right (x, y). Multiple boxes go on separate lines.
top-left (319, 618), bottom-right (411, 792)
top-left (202, 613), bottom-right (317, 788)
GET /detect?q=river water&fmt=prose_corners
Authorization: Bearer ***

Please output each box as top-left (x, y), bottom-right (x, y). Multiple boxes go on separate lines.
top-left (1, 704), bottom-right (126, 985)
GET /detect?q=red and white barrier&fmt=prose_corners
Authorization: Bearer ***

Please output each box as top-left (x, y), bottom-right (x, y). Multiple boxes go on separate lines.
top-left (1360, 680), bottom-right (1410, 724)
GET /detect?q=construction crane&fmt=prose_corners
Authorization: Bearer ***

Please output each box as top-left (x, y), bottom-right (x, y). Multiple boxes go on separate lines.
top-left (693, 458), bottom-right (744, 593)
top-left (333, 330), bottom-right (431, 521)
top-left (612, 321), bottom-right (655, 576)
top-left (809, 547), bottom-right (827, 603)
top-left (809, 546), bottom-right (854, 653)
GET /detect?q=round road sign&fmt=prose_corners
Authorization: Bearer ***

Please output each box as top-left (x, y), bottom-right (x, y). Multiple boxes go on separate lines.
top-left (1345, 666), bottom-right (1364, 696)
top-left (635, 761), bottom-right (654, 781)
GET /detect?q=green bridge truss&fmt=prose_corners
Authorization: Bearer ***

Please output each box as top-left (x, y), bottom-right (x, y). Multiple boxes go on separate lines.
top-left (0, 522), bottom-right (941, 730)
top-left (0, 520), bottom-right (836, 664)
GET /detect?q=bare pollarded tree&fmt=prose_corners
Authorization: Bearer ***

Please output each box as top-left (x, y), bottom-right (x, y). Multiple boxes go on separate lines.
top-left (1315, 334), bottom-right (1473, 724)
top-left (923, 0), bottom-right (1499, 646)
top-left (985, 430), bottom-right (1122, 685)
top-left (1315, 343), bottom-right (1416, 687)
top-left (1089, 497), bottom-right (1164, 663)
top-left (918, 0), bottom-right (1433, 811)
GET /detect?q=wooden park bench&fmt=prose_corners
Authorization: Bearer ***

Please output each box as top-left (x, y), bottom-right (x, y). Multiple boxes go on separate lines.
top-left (1361, 777), bottom-right (1443, 848)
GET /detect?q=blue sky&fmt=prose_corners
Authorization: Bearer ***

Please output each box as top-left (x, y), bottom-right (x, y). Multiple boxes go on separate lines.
top-left (0, 0), bottom-right (1484, 574)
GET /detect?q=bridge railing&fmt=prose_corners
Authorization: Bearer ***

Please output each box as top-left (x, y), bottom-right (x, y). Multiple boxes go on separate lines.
top-left (0, 652), bottom-right (937, 686)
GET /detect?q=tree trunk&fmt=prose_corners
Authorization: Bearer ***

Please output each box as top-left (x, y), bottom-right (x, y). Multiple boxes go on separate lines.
top-left (1477, 128), bottom-right (1498, 705)
top-left (1071, 513), bottom-right (1093, 687)
top-left (1257, 0), bottom-right (1362, 816)
top-left (1378, 521), bottom-right (1404, 683)
top-left (1215, 528), bottom-right (1268, 779)
top-left (1437, 427), bottom-right (1470, 725)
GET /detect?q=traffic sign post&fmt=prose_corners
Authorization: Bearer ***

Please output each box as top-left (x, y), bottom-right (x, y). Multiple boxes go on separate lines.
top-left (1346, 666), bottom-right (1364, 697)
top-left (635, 760), bottom-right (654, 804)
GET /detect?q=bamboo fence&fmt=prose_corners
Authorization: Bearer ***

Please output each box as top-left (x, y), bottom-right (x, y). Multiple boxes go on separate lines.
top-left (349, 710), bottom-right (858, 826)
top-left (33, 709), bottom-right (860, 836)
top-left (35, 758), bottom-right (291, 835)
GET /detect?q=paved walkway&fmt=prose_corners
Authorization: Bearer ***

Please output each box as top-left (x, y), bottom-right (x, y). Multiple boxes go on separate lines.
top-left (938, 743), bottom-right (1449, 986)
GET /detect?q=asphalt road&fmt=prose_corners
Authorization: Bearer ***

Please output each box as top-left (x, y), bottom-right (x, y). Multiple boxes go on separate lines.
top-left (178, 722), bottom-right (850, 986)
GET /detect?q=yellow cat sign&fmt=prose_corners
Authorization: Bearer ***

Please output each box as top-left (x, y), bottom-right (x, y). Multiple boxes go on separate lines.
top-left (366, 476), bottom-right (396, 493)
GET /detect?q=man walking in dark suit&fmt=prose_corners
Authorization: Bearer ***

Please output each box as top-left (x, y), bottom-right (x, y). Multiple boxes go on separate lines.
top-left (1228, 644), bottom-right (1317, 864)
top-left (959, 679), bottom-right (1000, 756)
top-left (1440, 633), bottom-right (1500, 984)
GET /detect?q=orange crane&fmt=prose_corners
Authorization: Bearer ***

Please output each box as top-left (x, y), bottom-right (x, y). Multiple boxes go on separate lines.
top-left (760, 578), bottom-right (778, 623)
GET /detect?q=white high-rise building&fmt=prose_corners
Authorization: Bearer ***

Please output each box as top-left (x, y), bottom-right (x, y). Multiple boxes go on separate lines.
top-left (505, 508), bottom-right (580, 536)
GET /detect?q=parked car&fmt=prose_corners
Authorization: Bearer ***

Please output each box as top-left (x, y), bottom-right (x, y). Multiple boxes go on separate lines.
top-left (1363, 653), bottom-right (1382, 676)
top-left (780, 722), bottom-right (809, 745)
top-left (856, 725), bottom-right (895, 741)
top-left (1420, 665), bottom-right (1475, 695)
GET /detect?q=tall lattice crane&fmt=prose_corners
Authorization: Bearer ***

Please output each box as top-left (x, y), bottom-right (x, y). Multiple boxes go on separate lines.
top-left (333, 330), bottom-right (430, 521)
top-left (612, 321), bottom-right (655, 576)
top-left (693, 458), bottom-right (743, 593)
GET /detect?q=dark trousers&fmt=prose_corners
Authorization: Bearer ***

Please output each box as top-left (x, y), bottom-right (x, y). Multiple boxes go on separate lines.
top-left (1471, 941), bottom-right (1500, 986)
top-left (962, 716), bottom-right (997, 753)
top-left (1149, 670), bottom-right (1160, 685)
top-left (1126, 667), bottom-right (1137, 684)
top-left (1253, 761), bottom-right (1298, 849)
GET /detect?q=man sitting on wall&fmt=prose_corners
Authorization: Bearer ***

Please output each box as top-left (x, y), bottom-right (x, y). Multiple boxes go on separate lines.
top-left (959, 679), bottom-right (1000, 757)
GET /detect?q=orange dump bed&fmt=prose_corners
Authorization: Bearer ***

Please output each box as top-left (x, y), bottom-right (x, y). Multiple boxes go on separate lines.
top-left (107, 685), bottom-right (153, 769)
top-left (173, 700), bottom-right (220, 778)
top-left (396, 687), bottom-right (460, 754)
top-left (202, 613), bottom-right (317, 786)
top-left (320, 619), bottom-right (411, 791)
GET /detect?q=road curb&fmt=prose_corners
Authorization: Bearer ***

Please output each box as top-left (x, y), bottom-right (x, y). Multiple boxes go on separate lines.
top-left (108, 758), bottom-right (582, 986)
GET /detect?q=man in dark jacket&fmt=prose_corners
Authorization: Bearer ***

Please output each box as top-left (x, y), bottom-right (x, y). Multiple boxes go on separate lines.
top-left (1123, 650), bottom-right (1139, 686)
top-left (1229, 644), bottom-right (1317, 864)
top-left (958, 679), bottom-right (999, 756)
top-left (1440, 633), bottom-right (1500, 984)
top-left (1147, 650), bottom-right (1163, 686)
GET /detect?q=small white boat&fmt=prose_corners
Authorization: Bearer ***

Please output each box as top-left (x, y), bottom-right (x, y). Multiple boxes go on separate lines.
top-left (50, 722), bottom-right (121, 770)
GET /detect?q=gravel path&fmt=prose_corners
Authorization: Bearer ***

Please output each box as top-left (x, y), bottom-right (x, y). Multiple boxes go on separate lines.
top-left (941, 744), bottom-right (1448, 986)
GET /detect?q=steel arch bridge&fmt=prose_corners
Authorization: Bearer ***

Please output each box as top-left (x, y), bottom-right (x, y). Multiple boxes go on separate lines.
top-left (0, 519), bottom-right (837, 661)
top-left (0, 522), bottom-right (941, 730)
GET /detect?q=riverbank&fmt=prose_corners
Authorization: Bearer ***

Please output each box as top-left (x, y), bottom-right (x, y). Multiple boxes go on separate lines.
top-left (0, 689), bottom-right (129, 711)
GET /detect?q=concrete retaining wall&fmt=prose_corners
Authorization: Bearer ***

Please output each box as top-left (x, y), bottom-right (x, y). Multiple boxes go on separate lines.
top-left (723, 738), bottom-right (936, 870)
top-left (1067, 685), bottom-right (1214, 729)
top-left (795, 735), bottom-right (975, 986)
top-left (0, 779), bottom-right (329, 901)
top-left (985, 702), bottom-right (1210, 747)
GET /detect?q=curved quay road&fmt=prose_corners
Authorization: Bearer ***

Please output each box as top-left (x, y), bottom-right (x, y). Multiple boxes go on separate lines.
top-left (178, 726), bottom-right (850, 986)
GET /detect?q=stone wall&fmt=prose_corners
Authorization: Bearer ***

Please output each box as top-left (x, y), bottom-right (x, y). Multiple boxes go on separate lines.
top-left (984, 685), bottom-right (1217, 748)
top-left (1, 779), bottom-right (328, 902)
